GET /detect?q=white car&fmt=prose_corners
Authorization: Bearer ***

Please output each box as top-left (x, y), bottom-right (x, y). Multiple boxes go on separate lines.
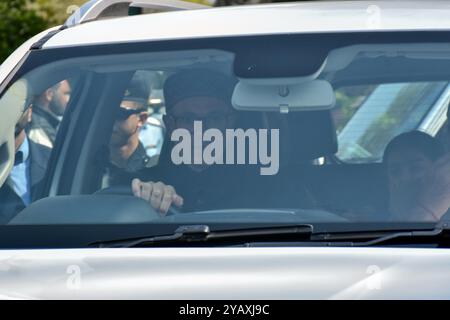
top-left (1, 0), bottom-right (450, 299)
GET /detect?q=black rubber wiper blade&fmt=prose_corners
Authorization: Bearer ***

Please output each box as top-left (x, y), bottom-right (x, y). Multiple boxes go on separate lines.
top-left (93, 224), bottom-right (313, 248)
top-left (312, 228), bottom-right (444, 247)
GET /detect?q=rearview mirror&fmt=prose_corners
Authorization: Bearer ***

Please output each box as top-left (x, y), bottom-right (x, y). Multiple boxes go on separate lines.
top-left (232, 79), bottom-right (335, 112)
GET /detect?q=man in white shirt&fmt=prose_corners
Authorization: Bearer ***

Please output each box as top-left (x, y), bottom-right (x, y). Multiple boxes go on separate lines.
top-left (8, 134), bottom-right (32, 206)
top-left (0, 105), bottom-right (51, 223)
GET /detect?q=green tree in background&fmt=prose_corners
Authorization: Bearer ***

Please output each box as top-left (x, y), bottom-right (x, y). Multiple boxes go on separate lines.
top-left (0, 0), bottom-right (47, 63)
top-left (0, 0), bottom-right (211, 63)
top-left (33, 0), bottom-right (86, 26)
top-left (2, 0), bottom-right (299, 63)
top-left (1, 0), bottom-right (300, 63)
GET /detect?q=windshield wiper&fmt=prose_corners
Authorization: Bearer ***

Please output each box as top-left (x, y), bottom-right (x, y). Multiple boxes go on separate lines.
top-left (92, 224), bottom-right (314, 248)
top-left (311, 227), bottom-right (445, 247)
top-left (91, 224), bottom-right (449, 248)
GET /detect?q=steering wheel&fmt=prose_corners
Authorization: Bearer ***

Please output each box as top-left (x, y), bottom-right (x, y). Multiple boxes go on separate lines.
top-left (95, 185), bottom-right (182, 216)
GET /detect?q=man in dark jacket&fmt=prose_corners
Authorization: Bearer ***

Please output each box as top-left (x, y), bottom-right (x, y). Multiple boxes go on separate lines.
top-left (27, 80), bottom-right (71, 148)
top-left (131, 69), bottom-right (314, 214)
top-left (0, 106), bottom-right (51, 224)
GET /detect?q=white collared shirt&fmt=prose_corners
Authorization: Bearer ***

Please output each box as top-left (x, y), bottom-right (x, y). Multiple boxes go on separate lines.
top-left (7, 136), bottom-right (31, 205)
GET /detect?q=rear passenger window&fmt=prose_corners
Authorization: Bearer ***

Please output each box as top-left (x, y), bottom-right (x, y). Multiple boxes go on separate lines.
top-left (333, 82), bottom-right (450, 163)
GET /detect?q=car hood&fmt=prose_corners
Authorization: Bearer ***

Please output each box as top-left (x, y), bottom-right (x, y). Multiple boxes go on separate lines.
top-left (0, 247), bottom-right (448, 299)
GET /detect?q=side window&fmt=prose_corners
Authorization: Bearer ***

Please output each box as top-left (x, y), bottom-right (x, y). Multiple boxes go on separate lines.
top-left (332, 85), bottom-right (377, 133)
top-left (333, 82), bottom-right (449, 163)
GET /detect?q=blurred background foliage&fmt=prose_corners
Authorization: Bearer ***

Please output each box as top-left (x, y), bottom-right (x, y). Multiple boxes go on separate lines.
top-left (0, 0), bottom-right (88, 62)
top-left (0, 0), bottom-right (298, 63)
top-left (0, 0), bottom-right (212, 62)
top-left (0, 0), bottom-right (47, 63)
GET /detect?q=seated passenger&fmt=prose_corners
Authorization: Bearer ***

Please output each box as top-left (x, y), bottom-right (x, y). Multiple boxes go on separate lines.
top-left (107, 72), bottom-right (154, 185)
top-left (383, 130), bottom-right (449, 221)
top-left (131, 69), bottom-right (314, 214)
top-left (0, 105), bottom-right (51, 223)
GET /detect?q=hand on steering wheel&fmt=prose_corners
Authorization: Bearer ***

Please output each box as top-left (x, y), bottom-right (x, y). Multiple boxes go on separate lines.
top-left (131, 179), bottom-right (184, 216)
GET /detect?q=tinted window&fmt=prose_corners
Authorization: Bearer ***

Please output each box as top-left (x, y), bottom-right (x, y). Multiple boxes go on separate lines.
top-left (1, 33), bottom-right (450, 236)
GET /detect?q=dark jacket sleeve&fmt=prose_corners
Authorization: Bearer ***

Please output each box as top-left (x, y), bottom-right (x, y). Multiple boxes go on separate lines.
top-left (0, 184), bottom-right (26, 224)
top-left (28, 140), bottom-right (52, 201)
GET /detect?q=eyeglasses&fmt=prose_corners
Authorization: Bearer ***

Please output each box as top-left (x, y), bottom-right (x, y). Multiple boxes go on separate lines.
top-left (116, 107), bottom-right (147, 120)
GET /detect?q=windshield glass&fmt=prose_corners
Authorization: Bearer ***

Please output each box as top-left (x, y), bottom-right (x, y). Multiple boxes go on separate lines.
top-left (1, 32), bottom-right (450, 234)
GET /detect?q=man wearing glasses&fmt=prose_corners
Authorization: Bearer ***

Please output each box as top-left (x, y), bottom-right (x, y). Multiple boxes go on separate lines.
top-left (108, 72), bottom-right (153, 184)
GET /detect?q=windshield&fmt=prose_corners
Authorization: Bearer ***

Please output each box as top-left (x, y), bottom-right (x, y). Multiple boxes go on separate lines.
top-left (1, 32), bottom-right (450, 240)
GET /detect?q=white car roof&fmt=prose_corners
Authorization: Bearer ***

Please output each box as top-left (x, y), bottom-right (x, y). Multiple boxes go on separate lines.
top-left (39, 1), bottom-right (450, 49)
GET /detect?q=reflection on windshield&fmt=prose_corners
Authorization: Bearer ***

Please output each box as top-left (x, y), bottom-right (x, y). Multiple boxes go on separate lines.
top-left (1, 38), bottom-right (450, 229)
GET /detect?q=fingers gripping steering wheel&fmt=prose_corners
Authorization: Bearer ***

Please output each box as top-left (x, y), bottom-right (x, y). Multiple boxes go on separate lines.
top-left (95, 185), bottom-right (182, 216)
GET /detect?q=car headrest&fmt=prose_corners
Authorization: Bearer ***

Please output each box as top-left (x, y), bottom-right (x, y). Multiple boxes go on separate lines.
top-left (282, 110), bottom-right (337, 163)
